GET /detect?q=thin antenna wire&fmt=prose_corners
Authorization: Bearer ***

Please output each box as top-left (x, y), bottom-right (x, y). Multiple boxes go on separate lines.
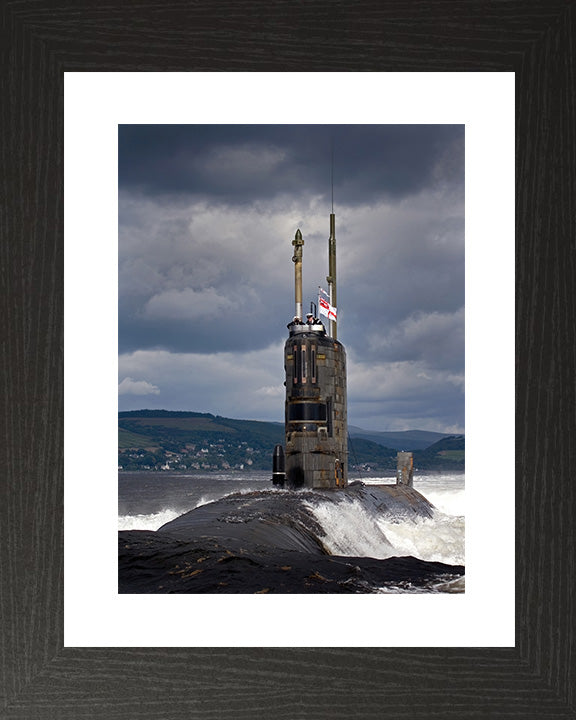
top-left (330, 138), bottom-right (334, 213)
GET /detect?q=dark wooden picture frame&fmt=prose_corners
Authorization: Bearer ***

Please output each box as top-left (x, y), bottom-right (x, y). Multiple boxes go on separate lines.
top-left (1, 2), bottom-right (574, 717)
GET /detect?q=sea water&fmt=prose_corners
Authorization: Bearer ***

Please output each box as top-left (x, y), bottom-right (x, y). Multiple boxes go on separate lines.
top-left (118, 470), bottom-right (465, 569)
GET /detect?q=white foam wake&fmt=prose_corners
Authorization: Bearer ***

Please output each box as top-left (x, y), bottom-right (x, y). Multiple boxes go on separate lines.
top-left (305, 495), bottom-right (464, 565)
top-left (307, 498), bottom-right (396, 558)
top-left (118, 508), bottom-right (181, 531)
top-left (118, 487), bottom-right (265, 531)
top-left (363, 474), bottom-right (466, 516)
top-left (422, 489), bottom-right (465, 517)
top-left (377, 512), bottom-right (465, 565)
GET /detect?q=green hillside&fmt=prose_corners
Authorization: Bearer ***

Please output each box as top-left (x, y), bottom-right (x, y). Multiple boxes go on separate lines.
top-left (414, 435), bottom-right (465, 469)
top-left (118, 410), bottom-right (464, 472)
top-left (118, 427), bottom-right (157, 449)
top-left (118, 410), bottom-right (284, 471)
top-left (347, 438), bottom-right (398, 471)
top-left (348, 427), bottom-right (450, 451)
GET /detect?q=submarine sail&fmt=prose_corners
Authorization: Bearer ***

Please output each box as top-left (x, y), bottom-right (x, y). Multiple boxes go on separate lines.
top-left (273, 213), bottom-right (348, 489)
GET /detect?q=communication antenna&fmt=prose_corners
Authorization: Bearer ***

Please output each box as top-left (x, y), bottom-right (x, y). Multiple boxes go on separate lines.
top-left (330, 137), bottom-right (334, 213)
top-left (327, 139), bottom-right (337, 339)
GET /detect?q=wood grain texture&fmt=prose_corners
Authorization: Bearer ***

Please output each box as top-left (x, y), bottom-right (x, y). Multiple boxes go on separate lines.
top-left (1, 0), bottom-right (575, 717)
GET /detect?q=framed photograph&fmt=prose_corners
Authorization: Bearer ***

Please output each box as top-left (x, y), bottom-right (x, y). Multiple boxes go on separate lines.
top-left (2, 4), bottom-right (574, 717)
top-left (67, 73), bottom-right (512, 647)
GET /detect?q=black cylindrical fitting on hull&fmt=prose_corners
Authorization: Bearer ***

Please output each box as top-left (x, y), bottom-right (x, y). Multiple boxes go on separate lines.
top-left (271, 444), bottom-right (286, 486)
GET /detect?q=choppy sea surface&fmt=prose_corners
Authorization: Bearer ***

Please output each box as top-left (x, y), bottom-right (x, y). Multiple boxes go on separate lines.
top-left (118, 470), bottom-right (465, 594)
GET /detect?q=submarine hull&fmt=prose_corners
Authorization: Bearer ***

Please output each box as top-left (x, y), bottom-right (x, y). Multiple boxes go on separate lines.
top-left (118, 483), bottom-right (464, 594)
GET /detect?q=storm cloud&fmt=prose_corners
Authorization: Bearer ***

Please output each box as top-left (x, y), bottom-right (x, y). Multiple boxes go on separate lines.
top-left (118, 125), bottom-right (464, 432)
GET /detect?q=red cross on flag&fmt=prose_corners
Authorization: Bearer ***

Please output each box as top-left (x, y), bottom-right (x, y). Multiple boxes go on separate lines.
top-left (318, 287), bottom-right (337, 321)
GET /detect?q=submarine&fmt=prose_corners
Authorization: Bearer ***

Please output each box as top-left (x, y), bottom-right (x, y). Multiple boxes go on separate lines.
top-left (272, 212), bottom-right (347, 489)
top-left (271, 211), bottom-right (413, 491)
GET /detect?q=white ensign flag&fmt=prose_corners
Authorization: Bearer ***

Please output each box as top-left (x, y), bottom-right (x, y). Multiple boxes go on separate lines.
top-left (318, 287), bottom-right (337, 321)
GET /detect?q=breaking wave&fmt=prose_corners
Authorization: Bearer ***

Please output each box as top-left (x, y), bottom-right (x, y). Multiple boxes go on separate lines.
top-left (118, 509), bottom-right (181, 531)
top-left (304, 494), bottom-right (464, 566)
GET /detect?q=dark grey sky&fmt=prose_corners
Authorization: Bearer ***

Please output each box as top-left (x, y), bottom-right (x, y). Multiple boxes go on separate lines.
top-left (118, 124), bottom-right (464, 432)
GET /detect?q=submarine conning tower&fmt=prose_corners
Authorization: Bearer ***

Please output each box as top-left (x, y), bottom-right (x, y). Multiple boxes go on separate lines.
top-left (274, 216), bottom-right (348, 489)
